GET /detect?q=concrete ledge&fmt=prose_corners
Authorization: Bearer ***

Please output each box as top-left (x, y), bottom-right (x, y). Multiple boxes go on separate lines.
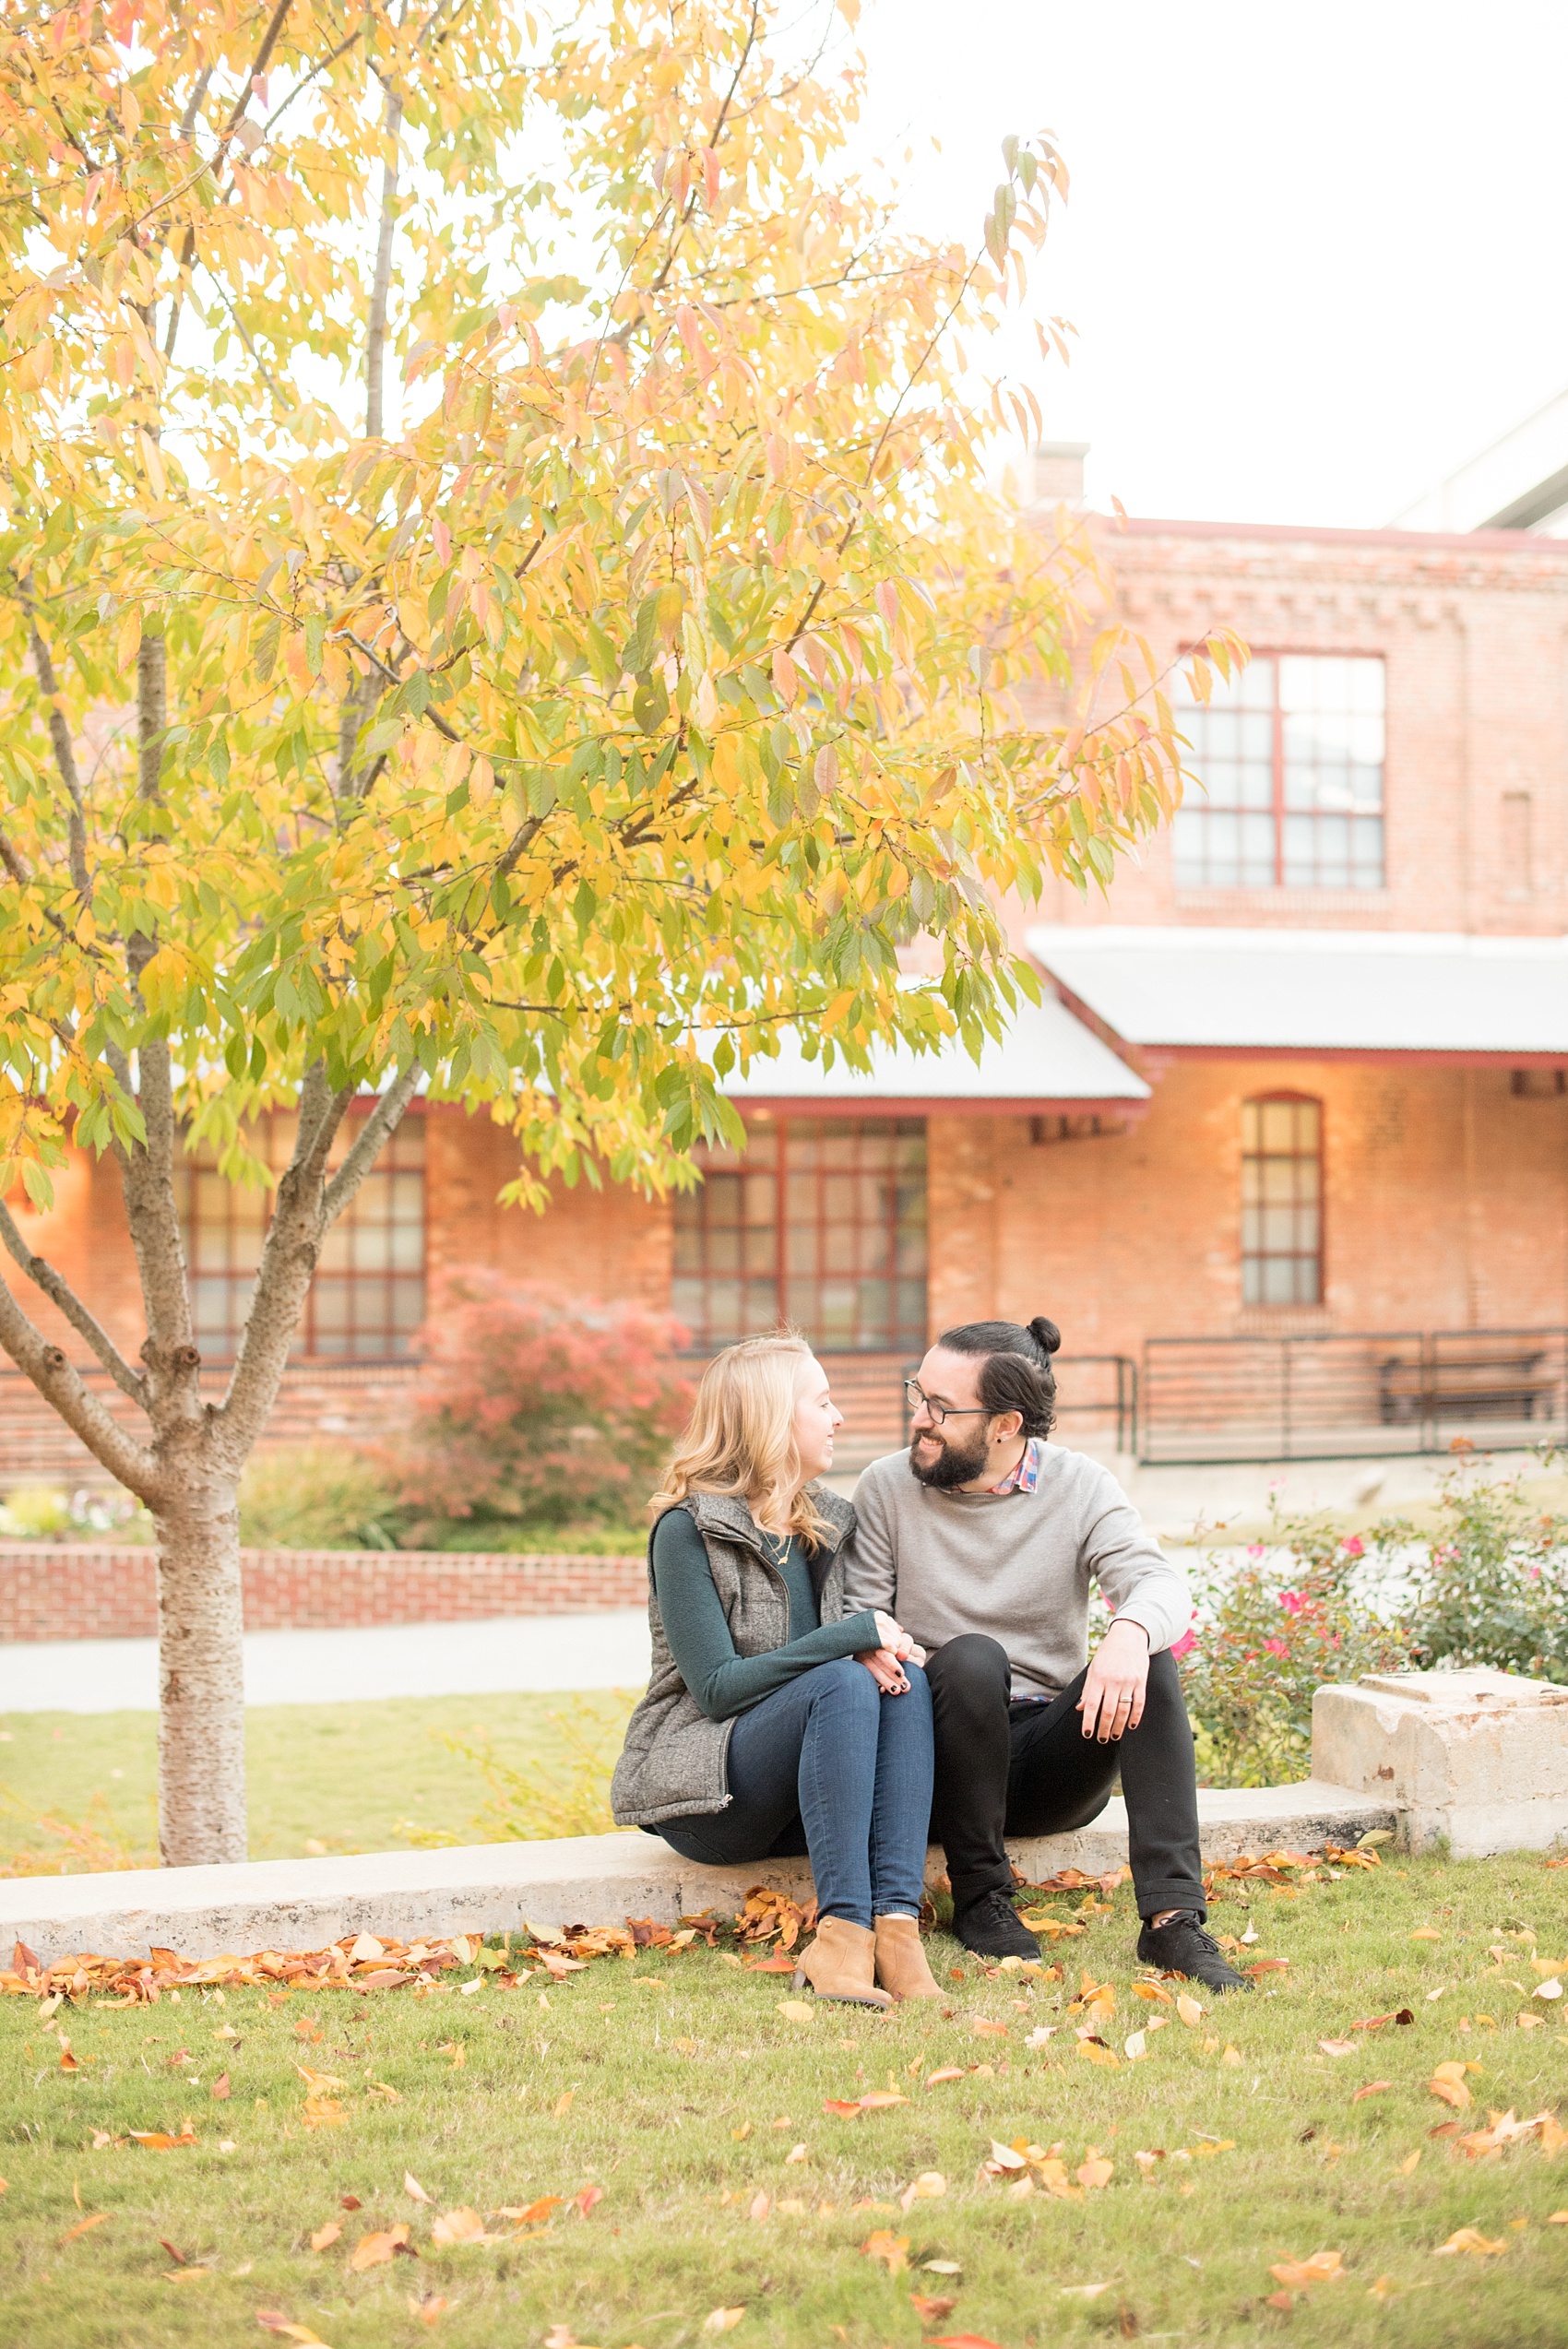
top-left (0, 1782), bottom-right (1393, 1967)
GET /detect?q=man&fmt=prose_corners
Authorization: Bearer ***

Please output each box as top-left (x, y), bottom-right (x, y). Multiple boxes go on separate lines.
top-left (848, 1316), bottom-right (1248, 1993)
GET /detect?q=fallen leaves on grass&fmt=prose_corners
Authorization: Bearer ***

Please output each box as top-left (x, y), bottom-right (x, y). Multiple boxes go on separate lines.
top-left (1176, 1995), bottom-right (1204, 2028)
top-left (899, 2172), bottom-right (947, 2211)
top-left (1434, 2228), bottom-right (1508, 2257)
top-left (127, 2125), bottom-right (197, 2151)
top-left (702, 2307), bottom-right (746, 2333)
top-left (778, 2001), bottom-right (814, 2024)
top-left (493, 2196), bottom-right (563, 2232)
top-left (1429, 2062), bottom-right (1480, 2110)
top-left (1352, 2082), bottom-right (1393, 2103)
top-left (1455, 2111), bottom-right (1564, 2159)
top-left (824, 2091), bottom-right (908, 2117)
top-left (58, 2212), bottom-right (110, 2244)
top-left (1354, 2010), bottom-right (1415, 2032)
top-left (910, 2295), bottom-right (958, 2324)
top-left (309, 2222), bottom-right (341, 2252)
top-left (929, 2335), bottom-right (1008, 2348)
top-left (256, 2317), bottom-right (333, 2346)
top-left (862, 2230), bottom-right (910, 2273)
top-left (432, 2208), bottom-right (500, 2247)
top-left (1318, 2039), bottom-right (1357, 2058)
top-left (1076, 2150), bottom-right (1114, 2190)
top-left (926, 2068), bottom-right (968, 2084)
top-left (303, 2097), bottom-right (345, 2130)
top-left (1269, 2251), bottom-right (1344, 2289)
top-left (405, 2173), bottom-right (434, 2203)
top-left (350, 2225), bottom-right (414, 2272)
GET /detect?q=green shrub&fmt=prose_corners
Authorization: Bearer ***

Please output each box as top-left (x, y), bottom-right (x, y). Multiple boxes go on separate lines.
top-left (1177, 1454), bottom-right (1568, 1787)
top-left (1399, 1455), bottom-right (1568, 1682)
top-left (238, 1446), bottom-right (402, 1550)
top-left (0, 1485), bottom-right (74, 1538)
top-left (393, 1272), bottom-right (692, 1542)
top-left (1180, 1508), bottom-right (1414, 1787)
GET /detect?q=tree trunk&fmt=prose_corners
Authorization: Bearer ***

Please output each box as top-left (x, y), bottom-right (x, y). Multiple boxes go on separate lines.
top-left (154, 1478), bottom-right (247, 1868)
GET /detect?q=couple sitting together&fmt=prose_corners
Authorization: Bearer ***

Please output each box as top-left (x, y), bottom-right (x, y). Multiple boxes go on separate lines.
top-left (612, 1319), bottom-right (1248, 2009)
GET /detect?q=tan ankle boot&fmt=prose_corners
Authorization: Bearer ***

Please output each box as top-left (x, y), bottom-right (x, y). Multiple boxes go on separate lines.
top-left (873, 1914), bottom-right (944, 2001)
top-left (792, 1915), bottom-right (892, 2009)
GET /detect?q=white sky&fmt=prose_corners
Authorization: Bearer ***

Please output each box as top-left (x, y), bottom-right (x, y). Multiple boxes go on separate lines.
top-left (851, 0), bottom-right (1568, 528)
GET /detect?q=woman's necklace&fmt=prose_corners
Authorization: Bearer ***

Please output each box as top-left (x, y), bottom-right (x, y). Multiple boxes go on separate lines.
top-left (759, 1524), bottom-right (791, 1566)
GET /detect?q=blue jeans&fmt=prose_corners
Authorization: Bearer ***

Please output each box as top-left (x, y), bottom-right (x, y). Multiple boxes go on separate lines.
top-left (658, 1657), bottom-right (933, 1928)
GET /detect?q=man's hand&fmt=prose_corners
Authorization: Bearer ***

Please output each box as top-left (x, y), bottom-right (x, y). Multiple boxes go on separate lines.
top-left (1076, 1618), bottom-right (1150, 1742)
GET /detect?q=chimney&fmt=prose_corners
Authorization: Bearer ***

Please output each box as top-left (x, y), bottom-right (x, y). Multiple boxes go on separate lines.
top-left (1026, 442), bottom-right (1088, 508)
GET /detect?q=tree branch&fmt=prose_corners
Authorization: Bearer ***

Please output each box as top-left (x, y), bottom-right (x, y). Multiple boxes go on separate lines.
top-left (0, 1269), bottom-right (160, 1501)
top-left (321, 1061), bottom-right (419, 1224)
top-left (25, 611), bottom-right (92, 900)
top-left (216, 1062), bottom-right (354, 1457)
top-left (365, 84), bottom-right (404, 438)
top-left (137, 631), bottom-right (167, 801)
top-left (0, 1194), bottom-right (149, 1405)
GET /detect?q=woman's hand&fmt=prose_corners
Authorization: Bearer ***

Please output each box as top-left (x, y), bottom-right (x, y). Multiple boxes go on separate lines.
top-left (857, 1611), bottom-right (925, 1693)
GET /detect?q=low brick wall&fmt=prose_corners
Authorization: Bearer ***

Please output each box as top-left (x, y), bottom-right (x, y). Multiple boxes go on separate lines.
top-left (0, 1545), bottom-right (647, 1643)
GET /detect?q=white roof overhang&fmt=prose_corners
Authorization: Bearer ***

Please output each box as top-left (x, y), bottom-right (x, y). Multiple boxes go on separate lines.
top-left (1026, 924), bottom-right (1568, 1061)
top-left (719, 990), bottom-right (1150, 1113)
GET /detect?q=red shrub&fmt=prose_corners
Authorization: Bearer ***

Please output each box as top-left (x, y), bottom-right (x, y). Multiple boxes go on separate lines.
top-left (396, 1273), bottom-right (693, 1530)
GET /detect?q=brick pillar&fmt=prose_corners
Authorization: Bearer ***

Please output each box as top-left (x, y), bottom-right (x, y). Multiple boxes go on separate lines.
top-left (925, 1117), bottom-right (999, 1336)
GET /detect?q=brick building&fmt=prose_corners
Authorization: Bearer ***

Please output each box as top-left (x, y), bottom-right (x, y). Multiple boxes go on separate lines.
top-left (7, 477), bottom-right (1568, 1478)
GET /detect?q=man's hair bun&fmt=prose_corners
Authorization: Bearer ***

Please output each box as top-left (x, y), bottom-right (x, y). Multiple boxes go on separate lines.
top-left (1028, 1316), bottom-right (1062, 1358)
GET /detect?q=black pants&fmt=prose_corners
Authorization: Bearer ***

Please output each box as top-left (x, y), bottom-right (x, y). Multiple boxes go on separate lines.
top-left (924, 1633), bottom-right (1205, 1922)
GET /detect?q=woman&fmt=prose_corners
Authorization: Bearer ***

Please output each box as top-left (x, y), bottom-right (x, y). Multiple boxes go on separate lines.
top-left (611, 1332), bottom-right (941, 2007)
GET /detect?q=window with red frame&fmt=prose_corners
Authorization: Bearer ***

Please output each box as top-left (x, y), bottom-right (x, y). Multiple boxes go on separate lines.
top-left (1173, 654), bottom-right (1384, 889)
top-left (671, 1117), bottom-right (927, 1352)
top-left (172, 1113), bottom-right (426, 1359)
top-left (1241, 1094), bottom-right (1323, 1306)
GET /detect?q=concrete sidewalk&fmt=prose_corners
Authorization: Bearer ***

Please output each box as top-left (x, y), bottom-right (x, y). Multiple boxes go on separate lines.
top-left (0, 1608), bottom-right (653, 1714)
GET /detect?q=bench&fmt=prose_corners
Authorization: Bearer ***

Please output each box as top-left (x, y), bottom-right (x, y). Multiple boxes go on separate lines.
top-left (1378, 1349), bottom-right (1559, 1425)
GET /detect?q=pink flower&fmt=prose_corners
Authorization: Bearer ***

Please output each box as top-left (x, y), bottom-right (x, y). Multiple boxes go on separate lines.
top-left (1263, 1637), bottom-right (1289, 1657)
top-left (1170, 1627), bottom-right (1198, 1660)
top-left (1529, 1564), bottom-right (1542, 1581)
top-left (1278, 1589), bottom-right (1305, 1615)
top-left (1340, 1535), bottom-right (1365, 1559)
top-left (1247, 1542), bottom-right (1265, 1560)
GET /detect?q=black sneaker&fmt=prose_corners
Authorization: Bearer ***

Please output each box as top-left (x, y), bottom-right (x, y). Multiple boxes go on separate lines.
top-left (1136, 1911), bottom-right (1253, 1994)
top-left (952, 1887), bottom-right (1040, 1961)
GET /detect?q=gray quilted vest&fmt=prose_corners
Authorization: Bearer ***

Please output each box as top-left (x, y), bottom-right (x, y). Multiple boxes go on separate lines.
top-left (610, 1485), bottom-right (857, 1827)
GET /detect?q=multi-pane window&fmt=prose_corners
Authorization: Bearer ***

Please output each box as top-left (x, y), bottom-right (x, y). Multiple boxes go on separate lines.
top-left (172, 1112), bottom-right (426, 1359)
top-left (1241, 1095), bottom-right (1323, 1306)
top-left (1173, 654), bottom-right (1385, 889)
top-left (671, 1117), bottom-right (927, 1353)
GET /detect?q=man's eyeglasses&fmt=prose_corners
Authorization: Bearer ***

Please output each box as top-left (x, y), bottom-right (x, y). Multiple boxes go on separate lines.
top-left (904, 1379), bottom-right (990, 1429)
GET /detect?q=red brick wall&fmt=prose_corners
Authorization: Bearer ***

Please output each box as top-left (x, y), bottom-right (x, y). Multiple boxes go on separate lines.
top-left (1014, 518), bottom-right (1568, 945)
top-left (0, 1546), bottom-right (647, 1643)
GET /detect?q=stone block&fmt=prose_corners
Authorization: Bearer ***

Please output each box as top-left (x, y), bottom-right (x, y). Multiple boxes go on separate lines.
top-left (1311, 1668), bottom-right (1568, 1857)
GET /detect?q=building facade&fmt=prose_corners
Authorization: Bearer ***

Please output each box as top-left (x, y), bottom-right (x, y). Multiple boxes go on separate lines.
top-left (7, 493), bottom-right (1568, 1478)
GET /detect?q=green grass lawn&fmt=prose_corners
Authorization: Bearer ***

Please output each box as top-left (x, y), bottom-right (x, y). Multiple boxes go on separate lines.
top-left (3, 1855), bottom-right (1567, 2346)
top-left (0, 1693), bottom-right (636, 1874)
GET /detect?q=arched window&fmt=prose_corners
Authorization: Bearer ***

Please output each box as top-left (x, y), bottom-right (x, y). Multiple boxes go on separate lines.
top-left (1241, 1095), bottom-right (1323, 1306)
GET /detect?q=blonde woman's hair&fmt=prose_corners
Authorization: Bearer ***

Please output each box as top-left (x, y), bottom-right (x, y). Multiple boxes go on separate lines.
top-left (651, 1331), bottom-right (835, 1550)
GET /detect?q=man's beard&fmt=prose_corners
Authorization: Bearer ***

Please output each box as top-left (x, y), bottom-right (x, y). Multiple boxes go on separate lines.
top-left (909, 1424), bottom-right (991, 1489)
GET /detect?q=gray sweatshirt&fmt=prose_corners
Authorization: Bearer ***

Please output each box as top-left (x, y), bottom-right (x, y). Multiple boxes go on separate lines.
top-left (846, 1443), bottom-right (1192, 1700)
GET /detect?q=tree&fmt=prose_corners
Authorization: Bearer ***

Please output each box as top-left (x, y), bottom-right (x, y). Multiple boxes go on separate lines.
top-left (0, 0), bottom-right (1233, 1865)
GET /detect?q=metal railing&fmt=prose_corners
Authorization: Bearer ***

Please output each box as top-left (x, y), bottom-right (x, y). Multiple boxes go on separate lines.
top-left (1141, 1326), bottom-right (1568, 1465)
